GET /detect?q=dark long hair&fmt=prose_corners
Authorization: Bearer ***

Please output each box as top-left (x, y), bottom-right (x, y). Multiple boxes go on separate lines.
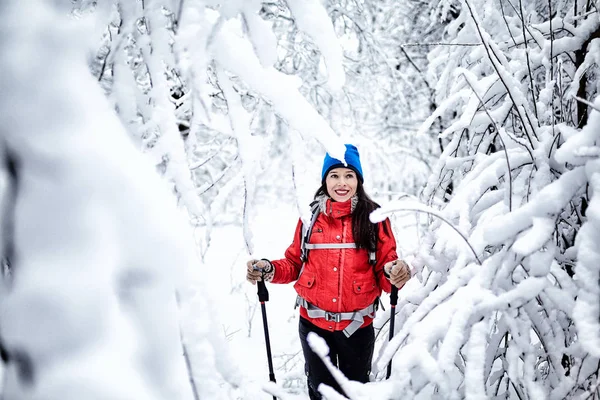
top-left (314, 180), bottom-right (388, 252)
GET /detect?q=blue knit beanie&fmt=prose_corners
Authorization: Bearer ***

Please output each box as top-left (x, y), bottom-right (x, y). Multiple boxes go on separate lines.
top-left (321, 144), bottom-right (364, 183)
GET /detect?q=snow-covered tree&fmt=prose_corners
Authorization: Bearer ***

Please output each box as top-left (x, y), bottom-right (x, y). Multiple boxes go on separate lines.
top-left (372, 0), bottom-right (600, 398)
top-left (0, 1), bottom-right (200, 398)
top-left (80, 0), bottom-right (352, 256)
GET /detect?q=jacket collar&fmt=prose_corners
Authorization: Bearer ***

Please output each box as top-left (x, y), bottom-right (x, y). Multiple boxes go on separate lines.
top-left (316, 194), bottom-right (357, 218)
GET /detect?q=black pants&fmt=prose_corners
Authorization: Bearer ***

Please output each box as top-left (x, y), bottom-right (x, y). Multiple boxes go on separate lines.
top-left (299, 317), bottom-right (375, 400)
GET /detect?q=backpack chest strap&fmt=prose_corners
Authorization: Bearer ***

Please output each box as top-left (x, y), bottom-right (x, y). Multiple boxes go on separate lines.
top-left (295, 296), bottom-right (378, 338)
top-left (304, 243), bottom-right (357, 250)
top-left (304, 242), bottom-right (376, 265)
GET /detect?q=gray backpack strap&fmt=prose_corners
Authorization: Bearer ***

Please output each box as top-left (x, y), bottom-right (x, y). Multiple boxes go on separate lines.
top-left (368, 221), bottom-right (379, 266)
top-left (295, 202), bottom-right (320, 290)
top-left (300, 201), bottom-right (320, 262)
top-left (369, 250), bottom-right (376, 265)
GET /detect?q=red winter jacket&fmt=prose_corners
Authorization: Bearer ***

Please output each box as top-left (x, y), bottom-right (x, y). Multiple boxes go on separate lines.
top-left (271, 198), bottom-right (398, 333)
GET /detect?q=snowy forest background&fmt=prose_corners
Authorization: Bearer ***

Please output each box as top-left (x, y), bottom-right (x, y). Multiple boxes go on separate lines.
top-left (0, 0), bottom-right (599, 399)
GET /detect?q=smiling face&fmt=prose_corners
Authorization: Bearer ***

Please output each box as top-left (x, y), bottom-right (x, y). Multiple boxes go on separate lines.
top-left (325, 167), bottom-right (358, 202)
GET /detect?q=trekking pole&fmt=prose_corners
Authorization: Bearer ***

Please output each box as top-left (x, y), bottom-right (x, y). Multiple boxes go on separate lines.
top-left (386, 285), bottom-right (398, 379)
top-left (256, 267), bottom-right (277, 400)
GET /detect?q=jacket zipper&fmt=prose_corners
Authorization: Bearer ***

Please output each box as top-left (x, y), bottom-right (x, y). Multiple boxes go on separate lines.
top-left (338, 217), bottom-right (348, 317)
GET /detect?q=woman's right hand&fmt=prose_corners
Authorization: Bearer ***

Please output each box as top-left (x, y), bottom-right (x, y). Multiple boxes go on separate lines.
top-left (246, 259), bottom-right (274, 285)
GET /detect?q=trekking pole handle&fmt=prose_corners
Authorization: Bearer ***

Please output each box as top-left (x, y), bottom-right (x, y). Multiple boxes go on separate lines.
top-left (254, 263), bottom-right (270, 302)
top-left (390, 285), bottom-right (398, 306)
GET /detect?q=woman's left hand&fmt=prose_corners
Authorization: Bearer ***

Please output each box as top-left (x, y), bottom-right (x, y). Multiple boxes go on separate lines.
top-left (384, 260), bottom-right (411, 289)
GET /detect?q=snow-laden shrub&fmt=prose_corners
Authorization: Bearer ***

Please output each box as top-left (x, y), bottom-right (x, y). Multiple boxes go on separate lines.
top-left (373, 1), bottom-right (600, 398)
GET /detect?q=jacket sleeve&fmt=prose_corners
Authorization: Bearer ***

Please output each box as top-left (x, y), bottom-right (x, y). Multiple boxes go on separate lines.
top-left (270, 219), bottom-right (304, 284)
top-left (374, 218), bottom-right (397, 293)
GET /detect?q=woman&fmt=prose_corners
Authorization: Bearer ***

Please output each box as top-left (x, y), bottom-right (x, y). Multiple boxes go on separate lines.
top-left (246, 144), bottom-right (411, 400)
